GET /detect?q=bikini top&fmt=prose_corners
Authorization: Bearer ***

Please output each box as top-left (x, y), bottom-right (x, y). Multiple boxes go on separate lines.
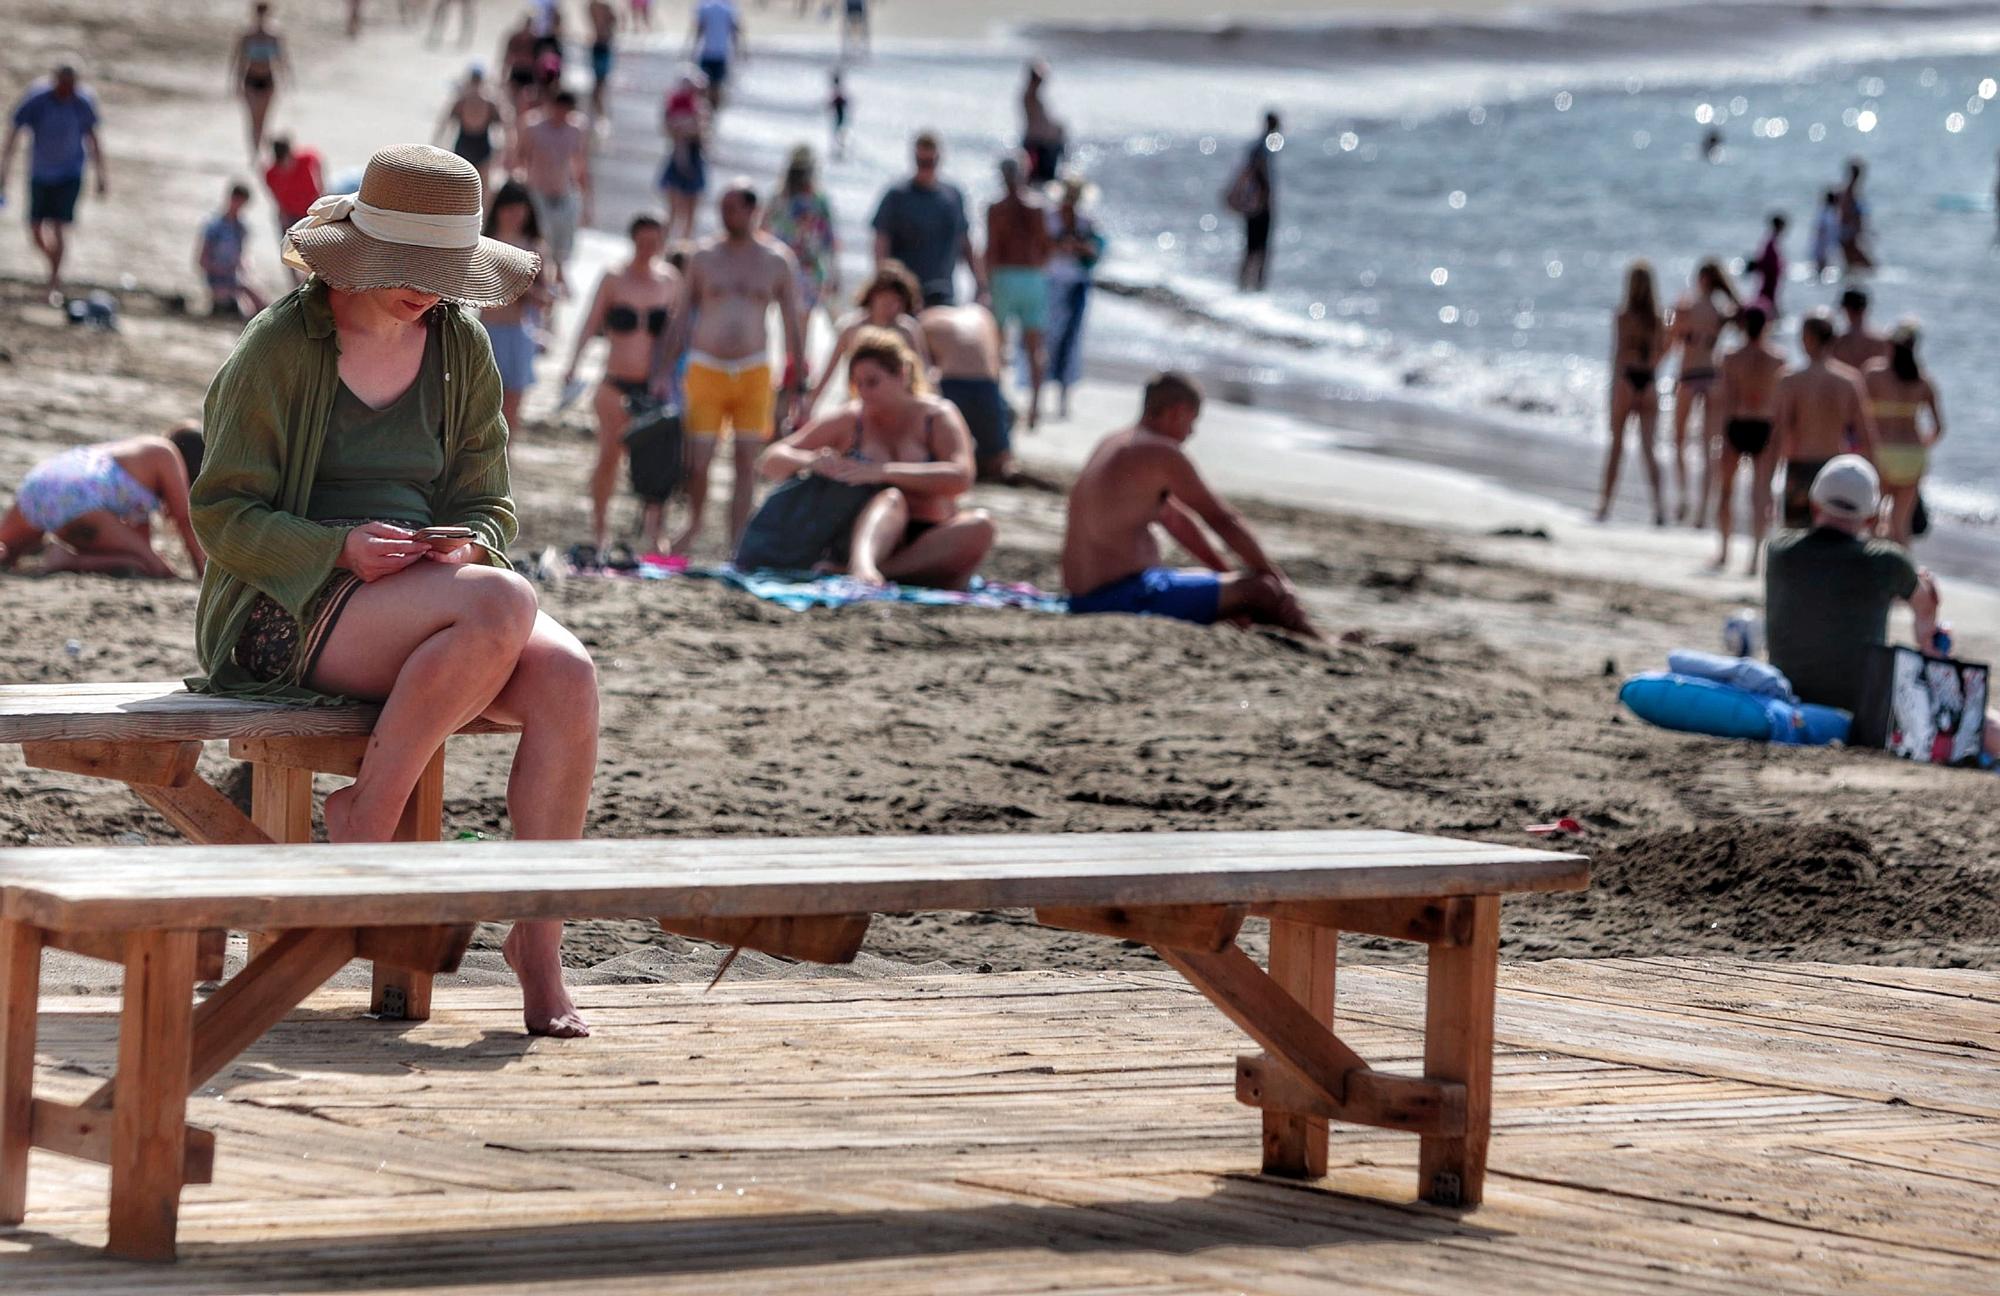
top-left (854, 410), bottom-right (937, 463)
top-left (606, 305), bottom-right (668, 336)
top-left (1871, 399), bottom-right (1921, 418)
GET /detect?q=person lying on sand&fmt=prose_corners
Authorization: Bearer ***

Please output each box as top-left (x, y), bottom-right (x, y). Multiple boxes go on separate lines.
top-left (1766, 456), bottom-right (1998, 759)
top-left (192, 145), bottom-right (597, 1038)
top-left (758, 328), bottom-right (993, 589)
top-left (1062, 372), bottom-right (1320, 639)
top-left (0, 427), bottom-right (206, 578)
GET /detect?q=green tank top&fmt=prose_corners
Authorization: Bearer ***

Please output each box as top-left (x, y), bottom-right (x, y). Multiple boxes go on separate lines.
top-left (306, 323), bottom-right (445, 525)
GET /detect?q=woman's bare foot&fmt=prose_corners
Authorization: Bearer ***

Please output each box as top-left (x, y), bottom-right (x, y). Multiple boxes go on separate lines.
top-left (322, 783), bottom-right (403, 844)
top-left (502, 922), bottom-right (589, 1038)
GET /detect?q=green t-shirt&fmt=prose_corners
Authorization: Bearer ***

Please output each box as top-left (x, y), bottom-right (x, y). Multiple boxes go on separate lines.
top-left (306, 323), bottom-right (444, 525)
top-left (1764, 527), bottom-right (1919, 712)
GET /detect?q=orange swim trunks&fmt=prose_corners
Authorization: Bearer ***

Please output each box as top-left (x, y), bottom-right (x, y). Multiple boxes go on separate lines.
top-left (682, 353), bottom-right (775, 443)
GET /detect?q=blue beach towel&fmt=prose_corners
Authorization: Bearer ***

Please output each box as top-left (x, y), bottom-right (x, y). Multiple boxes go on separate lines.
top-left (1620, 672), bottom-right (1850, 746)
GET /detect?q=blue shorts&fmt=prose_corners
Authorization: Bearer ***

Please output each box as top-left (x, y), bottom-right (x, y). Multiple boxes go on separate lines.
top-left (1068, 568), bottom-right (1222, 624)
top-left (660, 143), bottom-right (706, 195)
top-left (699, 57), bottom-right (729, 89)
top-left (989, 266), bottom-right (1049, 333)
top-left (938, 376), bottom-right (1013, 463)
top-left (484, 320), bottom-right (537, 394)
top-left (29, 176), bottom-right (82, 224)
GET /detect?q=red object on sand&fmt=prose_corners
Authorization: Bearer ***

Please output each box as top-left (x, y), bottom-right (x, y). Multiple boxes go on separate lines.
top-left (1525, 818), bottom-right (1584, 836)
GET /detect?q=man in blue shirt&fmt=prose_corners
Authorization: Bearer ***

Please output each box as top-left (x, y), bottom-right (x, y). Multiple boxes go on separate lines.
top-left (872, 132), bottom-right (984, 309)
top-left (0, 65), bottom-right (107, 301)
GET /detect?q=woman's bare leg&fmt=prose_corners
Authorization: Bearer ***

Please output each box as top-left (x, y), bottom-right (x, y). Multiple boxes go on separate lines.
top-left (879, 510), bottom-right (996, 590)
top-left (1889, 484), bottom-right (1918, 545)
top-left (1711, 446), bottom-right (1740, 570)
top-left (1668, 390), bottom-right (1693, 522)
top-left (1595, 389), bottom-right (1632, 521)
top-left (845, 488), bottom-right (908, 584)
top-left (244, 88), bottom-right (275, 156)
top-left (1635, 401), bottom-right (1665, 525)
top-left (53, 511), bottom-right (174, 578)
top-left (310, 563), bottom-right (539, 843)
top-left (482, 612), bottom-right (599, 1037)
top-left (587, 381), bottom-right (631, 549)
top-left (1746, 447), bottom-right (1778, 574)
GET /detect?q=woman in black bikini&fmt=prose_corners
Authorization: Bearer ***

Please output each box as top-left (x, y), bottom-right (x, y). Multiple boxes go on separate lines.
top-left (231, 3), bottom-right (289, 159)
top-left (1595, 260), bottom-right (1667, 525)
top-left (757, 329), bottom-right (994, 588)
top-left (562, 214), bottom-right (682, 554)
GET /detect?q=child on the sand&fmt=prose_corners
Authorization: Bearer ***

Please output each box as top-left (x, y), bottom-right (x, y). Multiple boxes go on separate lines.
top-left (1061, 372), bottom-right (1319, 638)
top-left (198, 182), bottom-right (266, 318)
top-left (0, 427), bottom-right (207, 578)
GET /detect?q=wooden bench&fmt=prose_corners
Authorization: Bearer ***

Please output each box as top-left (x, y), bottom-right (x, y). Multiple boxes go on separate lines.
top-left (0, 830), bottom-right (1587, 1261)
top-left (0, 681), bottom-right (517, 1020)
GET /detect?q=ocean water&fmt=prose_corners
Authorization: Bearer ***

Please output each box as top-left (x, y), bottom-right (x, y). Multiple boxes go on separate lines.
top-left (612, 1), bottom-right (2000, 522)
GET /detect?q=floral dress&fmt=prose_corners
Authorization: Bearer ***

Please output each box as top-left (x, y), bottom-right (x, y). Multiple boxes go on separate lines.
top-left (764, 190), bottom-right (836, 315)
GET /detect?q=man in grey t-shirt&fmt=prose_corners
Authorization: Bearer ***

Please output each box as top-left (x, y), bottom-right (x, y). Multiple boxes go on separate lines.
top-left (871, 131), bottom-right (984, 308)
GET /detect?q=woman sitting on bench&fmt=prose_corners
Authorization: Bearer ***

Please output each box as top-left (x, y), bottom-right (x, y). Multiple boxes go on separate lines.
top-left (189, 145), bottom-right (598, 1038)
top-left (0, 426), bottom-right (207, 579)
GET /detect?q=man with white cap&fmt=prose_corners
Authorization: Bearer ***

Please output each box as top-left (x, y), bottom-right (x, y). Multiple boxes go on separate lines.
top-left (1764, 455), bottom-right (1933, 714)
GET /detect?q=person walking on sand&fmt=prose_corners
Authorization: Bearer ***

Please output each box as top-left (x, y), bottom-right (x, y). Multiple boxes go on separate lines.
top-left (921, 302), bottom-right (1017, 482)
top-left (1044, 173), bottom-right (1105, 422)
top-left (563, 214), bottom-right (683, 555)
top-left (1709, 305), bottom-right (1786, 575)
top-left (841, 0), bottom-right (871, 60)
top-left (986, 153), bottom-right (1052, 430)
top-left (0, 64), bottom-right (106, 303)
top-left (586, 0), bottom-right (619, 120)
top-left (499, 15), bottom-right (540, 116)
top-left (427, 0), bottom-right (476, 48)
top-left (656, 181), bottom-right (807, 555)
top-left (828, 71), bottom-right (850, 158)
top-left (1226, 111), bottom-right (1279, 293)
top-left (0, 427), bottom-right (206, 579)
top-left (197, 181), bottom-right (267, 319)
top-left (1595, 261), bottom-right (1667, 525)
top-left (436, 66), bottom-right (504, 197)
top-left (1862, 323), bottom-right (1943, 546)
top-left (1666, 259), bottom-right (1737, 525)
top-left (480, 181), bottom-right (554, 429)
top-left (198, 144), bottom-right (597, 1038)
top-left (1021, 61), bottom-right (1067, 185)
top-left (659, 69), bottom-right (709, 242)
top-left (762, 146), bottom-right (839, 427)
top-left (1828, 286), bottom-right (1890, 373)
top-left (758, 329), bottom-right (994, 588)
top-left (1064, 372), bottom-right (1320, 638)
top-left (1774, 309), bottom-right (1877, 530)
top-left (872, 132), bottom-right (983, 308)
top-left (688, 0), bottom-right (742, 113)
top-left (263, 136), bottom-right (323, 287)
top-left (516, 88), bottom-right (592, 292)
top-left (1836, 157), bottom-right (1873, 271)
top-left (231, 3), bottom-right (289, 159)
top-left (1750, 212), bottom-right (1785, 316)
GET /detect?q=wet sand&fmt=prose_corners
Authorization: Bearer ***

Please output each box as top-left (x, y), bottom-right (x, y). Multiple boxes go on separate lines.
top-left (3, 0), bottom-right (1998, 979)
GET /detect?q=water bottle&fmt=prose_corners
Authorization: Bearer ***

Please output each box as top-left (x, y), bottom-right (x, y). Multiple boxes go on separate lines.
top-left (1931, 621), bottom-right (1953, 658)
top-left (1723, 608), bottom-right (1763, 658)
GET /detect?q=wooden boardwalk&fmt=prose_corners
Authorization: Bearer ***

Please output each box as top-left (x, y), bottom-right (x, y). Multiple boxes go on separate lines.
top-left (3, 957), bottom-right (1995, 1293)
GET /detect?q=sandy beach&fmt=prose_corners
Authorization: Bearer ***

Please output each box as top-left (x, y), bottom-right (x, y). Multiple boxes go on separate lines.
top-left (4, 0), bottom-right (1999, 985)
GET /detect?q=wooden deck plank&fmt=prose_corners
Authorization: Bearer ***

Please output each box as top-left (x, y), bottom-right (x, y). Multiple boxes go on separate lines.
top-left (0, 681), bottom-right (517, 744)
top-left (3, 960), bottom-right (1994, 1292)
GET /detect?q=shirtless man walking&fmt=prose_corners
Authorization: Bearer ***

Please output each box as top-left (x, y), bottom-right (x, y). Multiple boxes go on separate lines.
top-left (1827, 286), bottom-right (1891, 372)
top-left (516, 88), bottom-right (591, 291)
top-left (1774, 310), bottom-right (1877, 531)
top-left (986, 154), bottom-right (1053, 431)
top-left (1667, 259), bottom-right (1736, 525)
top-left (657, 181), bottom-right (806, 555)
top-left (1710, 306), bottom-right (1787, 574)
top-left (1063, 373), bottom-right (1320, 639)
top-left (920, 302), bottom-right (1017, 481)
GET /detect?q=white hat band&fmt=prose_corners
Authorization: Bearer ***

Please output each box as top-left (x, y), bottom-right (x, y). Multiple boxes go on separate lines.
top-left (294, 192), bottom-right (481, 250)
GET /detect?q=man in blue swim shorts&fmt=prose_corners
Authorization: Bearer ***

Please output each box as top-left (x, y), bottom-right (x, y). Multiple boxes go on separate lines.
top-left (1062, 372), bottom-right (1321, 638)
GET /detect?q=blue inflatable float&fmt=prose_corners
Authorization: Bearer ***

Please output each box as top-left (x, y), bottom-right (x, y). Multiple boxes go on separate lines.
top-left (1619, 672), bottom-right (1851, 746)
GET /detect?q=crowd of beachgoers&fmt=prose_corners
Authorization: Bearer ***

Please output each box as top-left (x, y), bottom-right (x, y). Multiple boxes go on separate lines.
top-left (1, 0), bottom-right (1995, 1035)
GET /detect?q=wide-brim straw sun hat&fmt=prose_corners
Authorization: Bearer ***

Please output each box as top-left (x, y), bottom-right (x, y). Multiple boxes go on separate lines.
top-left (282, 144), bottom-right (538, 308)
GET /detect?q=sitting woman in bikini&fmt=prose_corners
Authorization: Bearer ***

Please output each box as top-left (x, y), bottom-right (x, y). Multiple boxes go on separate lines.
top-left (192, 145), bottom-right (598, 1038)
top-left (1862, 322), bottom-right (1943, 546)
top-left (758, 328), bottom-right (993, 588)
top-left (561, 213), bottom-right (681, 555)
top-left (0, 426), bottom-right (206, 578)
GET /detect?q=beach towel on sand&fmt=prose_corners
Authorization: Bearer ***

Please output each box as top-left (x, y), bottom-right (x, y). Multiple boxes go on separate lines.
top-left (698, 567), bottom-right (1067, 614)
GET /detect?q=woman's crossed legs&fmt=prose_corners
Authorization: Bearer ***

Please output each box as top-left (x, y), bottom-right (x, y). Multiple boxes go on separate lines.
top-left (309, 561), bottom-right (600, 1037)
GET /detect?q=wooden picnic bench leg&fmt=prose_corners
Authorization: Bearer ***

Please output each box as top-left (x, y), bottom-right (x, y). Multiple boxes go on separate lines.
top-left (1418, 896), bottom-right (1499, 1208)
top-left (371, 747), bottom-right (446, 1022)
top-left (107, 930), bottom-right (198, 1262)
top-left (0, 920), bottom-right (43, 1225)
top-left (1262, 918), bottom-right (1337, 1179)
